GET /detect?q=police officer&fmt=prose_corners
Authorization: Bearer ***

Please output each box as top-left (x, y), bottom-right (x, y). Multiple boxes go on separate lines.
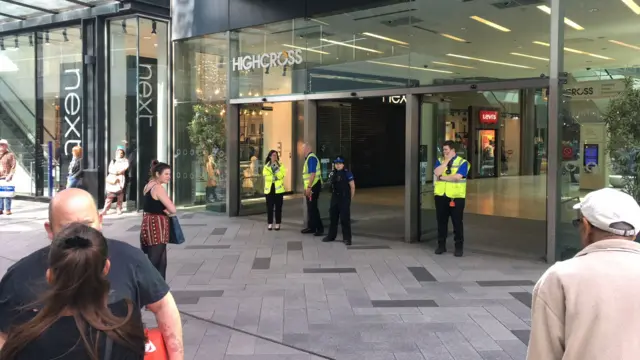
top-left (323, 155), bottom-right (355, 246)
top-left (433, 140), bottom-right (470, 257)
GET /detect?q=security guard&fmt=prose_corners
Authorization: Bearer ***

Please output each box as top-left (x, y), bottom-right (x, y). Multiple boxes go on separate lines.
top-left (323, 155), bottom-right (355, 246)
top-left (301, 143), bottom-right (324, 236)
top-left (433, 140), bottom-right (470, 257)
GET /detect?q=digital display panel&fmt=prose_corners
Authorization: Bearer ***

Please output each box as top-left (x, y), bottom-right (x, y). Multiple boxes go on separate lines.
top-left (583, 144), bottom-right (599, 167)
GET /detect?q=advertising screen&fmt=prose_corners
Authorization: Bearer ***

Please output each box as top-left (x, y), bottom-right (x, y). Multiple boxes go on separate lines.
top-left (583, 144), bottom-right (599, 167)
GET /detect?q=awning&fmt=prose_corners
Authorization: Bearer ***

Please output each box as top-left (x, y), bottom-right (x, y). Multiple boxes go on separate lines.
top-left (0, 0), bottom-right (119, 24)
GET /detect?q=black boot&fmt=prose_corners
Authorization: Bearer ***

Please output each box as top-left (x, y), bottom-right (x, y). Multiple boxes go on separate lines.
top-left (454, 242), bottom-right (464, 257)
top-left (322, 236), bottom-right (334, 242)
top-left (435, 241), bottom-right (447, 255)
top-left (344, 239), bottom-right (352, 246)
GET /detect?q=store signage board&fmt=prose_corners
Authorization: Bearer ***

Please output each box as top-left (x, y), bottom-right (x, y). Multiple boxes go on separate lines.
top-left (232, 49), bottom-right (303, 71)
top-left (479, 110), bottom-right (499, 124)
top-left (564, 80), bottom-right (624, 100)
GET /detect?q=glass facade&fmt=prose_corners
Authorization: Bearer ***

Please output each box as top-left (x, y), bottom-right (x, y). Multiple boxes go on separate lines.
top-left (554, 0), bottom-right (640, 259)
top-left (173, 33), bottom-right (229, 211)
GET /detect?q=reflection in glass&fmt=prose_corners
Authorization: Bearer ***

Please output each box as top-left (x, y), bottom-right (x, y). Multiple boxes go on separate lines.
top-left (0, 32), bottom-right (36, 196)
top-left (173, 33), bottom-right (228, 211)
top-left (41, 26), bottom-right (83, 197)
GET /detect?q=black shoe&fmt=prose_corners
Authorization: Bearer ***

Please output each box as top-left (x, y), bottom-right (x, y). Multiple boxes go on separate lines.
top-left (301, 228), bottom-right (314, 234)
top-left (344, 240), bottom-right (352, 246)
top-left (314, 231), bottom-right (324, 237)
top-left (454, 243), bottom-right (463, 257)
top-left (435, 243), bottom-right (447, 255)
top-left (322, 236), bottom-right (334, 242)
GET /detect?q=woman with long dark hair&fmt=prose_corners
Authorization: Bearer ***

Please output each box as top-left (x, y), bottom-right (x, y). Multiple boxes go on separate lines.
top-left (140, 160), bottom-right (176, 279)
top-left (0, 222), bottom-right (146, 360)
top-left (263, 150), bottom-right (286, 230)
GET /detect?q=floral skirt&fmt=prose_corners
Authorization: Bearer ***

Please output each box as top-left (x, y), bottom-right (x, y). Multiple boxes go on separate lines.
top-left (140, 213), bottom-right (169, 247)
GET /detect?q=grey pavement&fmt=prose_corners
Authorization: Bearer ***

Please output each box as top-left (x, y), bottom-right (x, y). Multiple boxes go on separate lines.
top-left (0, 200), bottom-right (549, 360)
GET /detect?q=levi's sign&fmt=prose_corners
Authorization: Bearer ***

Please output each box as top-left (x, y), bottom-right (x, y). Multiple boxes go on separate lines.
top-left (232, 49), bottom-right (303, 72)
top-left (479, 110), bottom-right (499, 124)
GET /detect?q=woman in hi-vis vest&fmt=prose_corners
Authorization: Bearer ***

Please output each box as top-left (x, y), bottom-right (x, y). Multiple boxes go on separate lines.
top-left (263, 150), bottom-right (287, 230)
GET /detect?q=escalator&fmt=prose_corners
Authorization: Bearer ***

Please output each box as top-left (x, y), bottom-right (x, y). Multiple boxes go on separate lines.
top-left (0, 76), bottom-right (53, 194)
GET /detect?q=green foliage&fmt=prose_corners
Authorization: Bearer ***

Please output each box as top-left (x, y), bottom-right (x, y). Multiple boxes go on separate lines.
top-left (187, 103), bottom-right (226, 163)
top-left (603, 77), bottom-right (640, 200)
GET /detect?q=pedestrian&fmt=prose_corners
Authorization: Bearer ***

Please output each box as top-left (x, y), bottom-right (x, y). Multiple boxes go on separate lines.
top-left (0, 222), bottom-right (146, 360)
top-left (0, 188), bottom-right (184, 359)
top-left (140, 160), bottom-right (176, 279)
top-left (323, 155), bottom-right (355, 246)
top-left (527, 188), bottom-right (640, 360)
top-left (263, 150), bottom-right (286, 231)
top-left (0, 139), bottom-right (17, 215)
top-left (433, 140), bottom-right (470, 257)
top-left (101, 146), bottom-right (129, 216)
top-left (66, 146), bottom-right (83, 189)
top-left (300, 143), bottom-right (324, 236)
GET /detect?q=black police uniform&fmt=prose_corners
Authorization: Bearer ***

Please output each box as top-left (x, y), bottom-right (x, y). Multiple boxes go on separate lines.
top-left (323, 157), bottom-right (354, 245)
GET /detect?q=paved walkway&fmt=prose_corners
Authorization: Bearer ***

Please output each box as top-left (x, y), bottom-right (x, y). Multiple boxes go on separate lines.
top-left (0, 200), bottom-right (549, 360)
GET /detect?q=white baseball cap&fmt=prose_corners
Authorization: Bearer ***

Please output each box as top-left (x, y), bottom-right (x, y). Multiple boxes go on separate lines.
top-left (0, 139), bottom-right (7, 145)
top-left (573, 188), bottom-right (640, 237)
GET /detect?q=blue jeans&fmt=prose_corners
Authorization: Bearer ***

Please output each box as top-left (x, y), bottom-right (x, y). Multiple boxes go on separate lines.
top-left (0, 198), bottom-right (12, 211)
top-left (67, 176), bottom-right (78, 188)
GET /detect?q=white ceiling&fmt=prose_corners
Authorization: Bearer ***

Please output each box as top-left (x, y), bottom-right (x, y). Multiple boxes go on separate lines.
top-left (0, 0), bottom-right (117, 24)
top-left (236, 0), bottom-right (640, 85)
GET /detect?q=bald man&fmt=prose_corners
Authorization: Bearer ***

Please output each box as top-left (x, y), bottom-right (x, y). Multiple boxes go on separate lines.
top-left (0, 189), bottom-right (184, 359)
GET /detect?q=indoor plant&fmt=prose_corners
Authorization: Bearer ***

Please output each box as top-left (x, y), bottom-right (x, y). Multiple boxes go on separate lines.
top-left (603, 77), bottom-right (640, 201)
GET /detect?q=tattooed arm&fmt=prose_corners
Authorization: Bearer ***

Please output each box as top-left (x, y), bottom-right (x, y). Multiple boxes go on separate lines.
top-left (147, 292), bottom-right (183, 360)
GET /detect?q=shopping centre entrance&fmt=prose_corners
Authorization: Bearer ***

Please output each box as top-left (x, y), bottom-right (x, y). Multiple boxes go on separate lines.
top-left (236, 79), bottom-right (550, 259)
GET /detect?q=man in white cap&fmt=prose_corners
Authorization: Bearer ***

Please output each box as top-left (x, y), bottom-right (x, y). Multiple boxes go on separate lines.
top-left (527, 188), bottom-right (640, 360)
top-left (0, 139), bottom-right (16, 215)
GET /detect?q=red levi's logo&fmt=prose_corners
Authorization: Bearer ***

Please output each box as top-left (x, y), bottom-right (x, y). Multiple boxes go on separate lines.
top-left (479, 110), bottom-right (499, 124)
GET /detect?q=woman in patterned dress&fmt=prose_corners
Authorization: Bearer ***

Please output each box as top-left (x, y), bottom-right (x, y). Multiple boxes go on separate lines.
top-left (139, 160), bottom-right (176, 279)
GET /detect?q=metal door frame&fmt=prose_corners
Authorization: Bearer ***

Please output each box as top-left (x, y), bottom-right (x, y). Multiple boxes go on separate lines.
top-left (227, 77), bottom-right (555, 257)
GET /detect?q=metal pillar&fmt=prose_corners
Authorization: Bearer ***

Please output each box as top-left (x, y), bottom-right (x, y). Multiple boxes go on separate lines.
top-left (520, 89), bottom-right (536, 175)
top-left (405, 94), bottom-right (420, 243)
top-left (301, 99), bottom-right (317, 227)
top-left (546, 0), bottom-right (565, 263)
top-left (34, 31), bottom-right (44, 196)
top-left (226, 104), bottom-right (239, 216)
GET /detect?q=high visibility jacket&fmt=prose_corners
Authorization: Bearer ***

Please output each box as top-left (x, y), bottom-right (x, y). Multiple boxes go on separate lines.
top-left (434, 156), bottom-right (469, 199)
top-left (302, 153), bottom-right (322, 188)
top-left (263, 163), bottom-right (286, 194)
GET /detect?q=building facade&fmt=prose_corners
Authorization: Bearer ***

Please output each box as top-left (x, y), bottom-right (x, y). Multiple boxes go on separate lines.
top-left (1, 0), bottom-right (636, 262)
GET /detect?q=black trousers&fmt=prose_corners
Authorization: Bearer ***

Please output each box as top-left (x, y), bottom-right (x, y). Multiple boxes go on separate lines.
top-left (434, 195), bottom-right (466, 244)
top-left (306, 182), bottom-right (324, 232)
top-left (327, 195), bottom-right (351, 241)
top-left (142, 243), bottom-right (167, 279)
top-left (266, 191), bottom-right (284, 224)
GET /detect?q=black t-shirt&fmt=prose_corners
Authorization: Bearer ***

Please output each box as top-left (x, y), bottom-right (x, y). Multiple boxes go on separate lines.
top-left (12, 299), bottom-right (145, 360)
top-left (0, 239), bottom-right (170, 333)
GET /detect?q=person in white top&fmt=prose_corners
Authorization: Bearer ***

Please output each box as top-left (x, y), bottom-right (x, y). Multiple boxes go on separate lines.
top-left (527, 188), bottom-right (640, 360)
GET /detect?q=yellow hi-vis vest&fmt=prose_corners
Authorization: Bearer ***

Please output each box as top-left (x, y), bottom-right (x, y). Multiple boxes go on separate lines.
top-left (434, 156), bottom-right (469, 199)
top-left (302, 153), bottom-right (322, 188)
top-left (263, 163), bottom-right (286, 194)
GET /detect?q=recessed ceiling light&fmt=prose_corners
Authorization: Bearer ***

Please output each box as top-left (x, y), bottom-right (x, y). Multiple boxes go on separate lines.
top-left (622, 0), bottom-right (640, 15)
top-left (609, 39), bottom-right (640, 51)
top-left (282, 44), bottom-right (329, 55)
top-left (510, 52), bottom-right (549, 61)
top-left (533, 41), bottom-right (614, 60)
top-left (470, 16), bottom-right (511, 32)
top-left (589, 8), bottom-right (599, 12)
top-left (362, 32), bottom-right (408, 45)
top-left (321, 39), bottom-right (384, 54)
top-left (367, 60), bottom-right (454, 74)
top-left (537, 5), bottom-right (584, 30)
top-left (446, 53), bottom-right (534, 69)
top-left (440, 33), bottom-right (467, 42)
top-left (432, 61), bottom-right (475, 69)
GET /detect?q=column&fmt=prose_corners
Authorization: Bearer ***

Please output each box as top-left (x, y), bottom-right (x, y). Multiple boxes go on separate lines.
top-left (226, 31), bottom-right (240, 216)
top-left (519, 89), bottom-right (536, 175)
top-left (405, 94), bottom-right (420, 243)
top-left (546, 0), bottom-right (565, 262)
top-left (301, 99), bottom-right (317, 227)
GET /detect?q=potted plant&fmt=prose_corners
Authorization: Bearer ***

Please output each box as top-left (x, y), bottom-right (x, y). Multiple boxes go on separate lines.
top-left (187, 103), bottom-right (227, 207)
top-left (603, 77), bottom-right (640, 201)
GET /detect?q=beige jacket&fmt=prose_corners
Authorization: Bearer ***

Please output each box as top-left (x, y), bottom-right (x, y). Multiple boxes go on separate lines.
top-left (527, 239), bottom-right (640, 360)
